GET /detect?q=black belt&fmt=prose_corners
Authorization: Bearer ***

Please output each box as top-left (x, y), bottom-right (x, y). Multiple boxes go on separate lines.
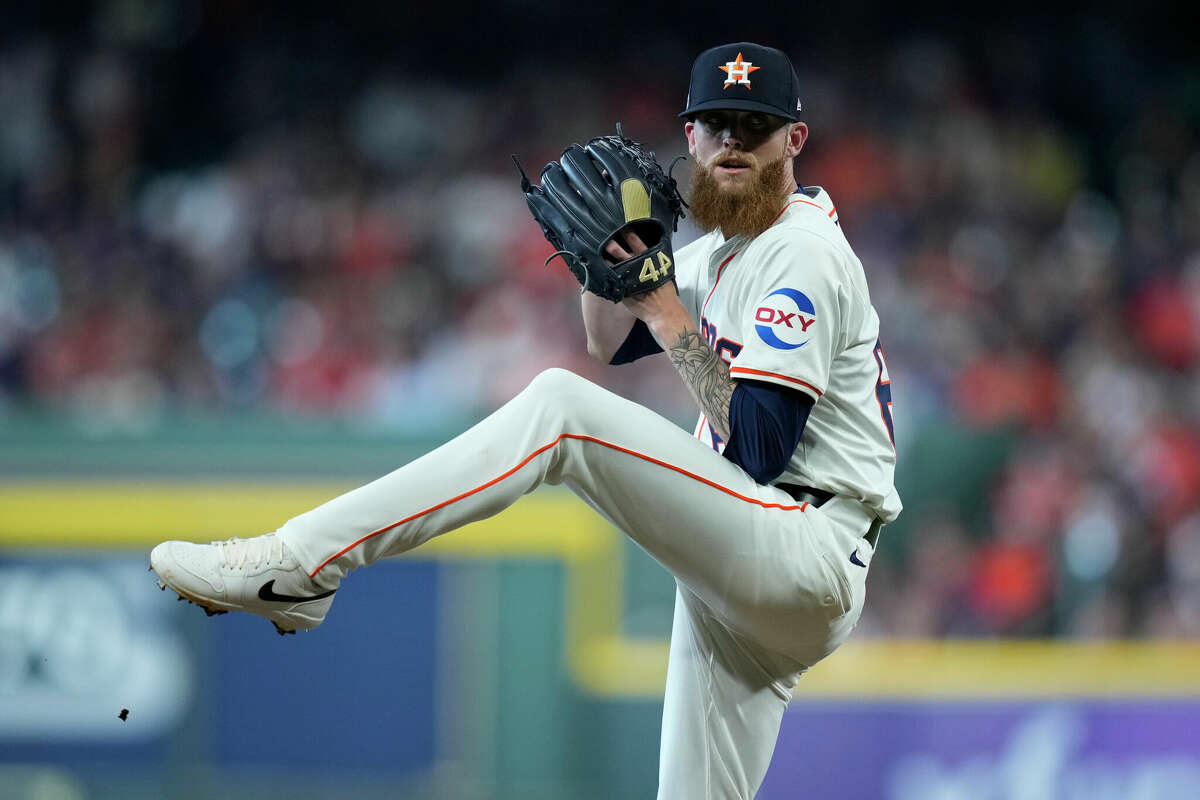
top-left (776, 483), bottom-right (834, 507)
top-left (776, 483), bottom-right (883, 548)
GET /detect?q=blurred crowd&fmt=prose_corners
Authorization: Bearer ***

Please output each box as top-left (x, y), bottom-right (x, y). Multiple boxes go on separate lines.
top-left (2, 12), bottom-right (1199, 640)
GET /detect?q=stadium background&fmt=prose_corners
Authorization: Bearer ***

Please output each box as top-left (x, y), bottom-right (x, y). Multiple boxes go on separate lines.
top-left (3, 1), bottom-right (1200, 797)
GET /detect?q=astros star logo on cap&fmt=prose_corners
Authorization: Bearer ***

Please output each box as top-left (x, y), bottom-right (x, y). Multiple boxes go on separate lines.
top-left (719, 52), bottom-right (760, 90)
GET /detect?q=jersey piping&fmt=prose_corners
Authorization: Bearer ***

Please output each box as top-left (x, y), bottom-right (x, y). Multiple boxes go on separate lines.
top-left (729, 366), bottom-right (824, 397)
top-left (700, 195), bottom-right (832, 321)
top-left (702, 251), bottom-right (740, 319)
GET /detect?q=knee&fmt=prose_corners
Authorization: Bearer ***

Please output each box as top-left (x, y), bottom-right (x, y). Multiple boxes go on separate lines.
top-left (525, 367), bottom-right (589, 399)
top-left (519, 368), bottom-right (602, 419)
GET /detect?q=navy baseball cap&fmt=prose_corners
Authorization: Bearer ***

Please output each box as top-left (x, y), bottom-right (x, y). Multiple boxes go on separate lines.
top-left (679, 42), bottom-right (802, 122)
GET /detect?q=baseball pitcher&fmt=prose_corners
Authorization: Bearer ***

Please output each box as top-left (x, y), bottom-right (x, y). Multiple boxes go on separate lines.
top-left (151, 42), bottom-right (900, 799)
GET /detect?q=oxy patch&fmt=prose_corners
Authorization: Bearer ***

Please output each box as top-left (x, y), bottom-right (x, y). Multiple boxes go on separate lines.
top-left (753, 288), bottom-right (816, 350)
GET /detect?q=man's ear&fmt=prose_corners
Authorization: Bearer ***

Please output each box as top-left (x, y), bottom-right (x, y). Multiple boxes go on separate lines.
top-left (684, 120), bottom-right (698, 157)
top-left (786, 122), bottom-right (809, 158)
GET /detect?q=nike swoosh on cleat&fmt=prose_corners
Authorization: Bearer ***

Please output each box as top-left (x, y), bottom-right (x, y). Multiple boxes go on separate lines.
top-left (849, 549), bottom-right (866, 568)
top-left (257, 580), bottom-right (337, 603)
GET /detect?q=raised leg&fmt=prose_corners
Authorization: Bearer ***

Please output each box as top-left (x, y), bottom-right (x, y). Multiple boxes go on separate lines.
top-left (278, 368), bottom-right (856, 656)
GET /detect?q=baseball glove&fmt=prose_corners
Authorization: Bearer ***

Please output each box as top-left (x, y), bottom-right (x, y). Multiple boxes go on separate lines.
top-left (515, 126), bottom-right (687, 303)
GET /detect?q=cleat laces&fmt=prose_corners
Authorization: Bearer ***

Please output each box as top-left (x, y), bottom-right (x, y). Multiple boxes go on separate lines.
top-left (213, 534), bottom-right (287, 571)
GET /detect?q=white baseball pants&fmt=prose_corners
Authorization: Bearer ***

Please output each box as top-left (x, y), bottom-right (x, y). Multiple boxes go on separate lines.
top-left (277, 368), bottom-right (874, 799)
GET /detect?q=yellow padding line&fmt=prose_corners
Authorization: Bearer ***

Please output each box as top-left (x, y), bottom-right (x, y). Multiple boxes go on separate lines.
top-left (804, 639), bottom-right (1200, 699)
top-left (0, 482), bottom-right (361, 548)
top-left (3, 482), bottom-right (1200, 698)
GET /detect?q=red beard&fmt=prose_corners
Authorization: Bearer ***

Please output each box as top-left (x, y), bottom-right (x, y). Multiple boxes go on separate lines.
top-left (688, 152), bottom-right (793, 239)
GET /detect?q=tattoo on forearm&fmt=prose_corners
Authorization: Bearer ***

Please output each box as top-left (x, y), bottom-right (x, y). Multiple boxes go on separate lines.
top-left (668, 328), bottom-right (734, 441)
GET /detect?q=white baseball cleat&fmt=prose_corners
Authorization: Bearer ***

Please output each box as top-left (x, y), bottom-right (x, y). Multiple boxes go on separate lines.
top-left (150, 533), bottom-right (337, 635)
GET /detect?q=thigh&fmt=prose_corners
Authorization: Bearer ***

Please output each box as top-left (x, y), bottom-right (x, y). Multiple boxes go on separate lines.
top-left (657, 586), bottom-right (804, 800)
top-left (541, 372), bottom-right (846, 652)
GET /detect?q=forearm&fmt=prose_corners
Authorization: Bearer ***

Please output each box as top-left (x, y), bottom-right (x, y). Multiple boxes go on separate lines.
top-left (650, 312), bottom-right (735, 441)
top-left (581, 292), bottom-right (637, 363)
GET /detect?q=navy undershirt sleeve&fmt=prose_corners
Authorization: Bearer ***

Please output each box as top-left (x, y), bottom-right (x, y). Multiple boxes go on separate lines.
top-left (722, 380), bottom-right (815, 484)
top-left (609, 319), bottom-right (664, 365)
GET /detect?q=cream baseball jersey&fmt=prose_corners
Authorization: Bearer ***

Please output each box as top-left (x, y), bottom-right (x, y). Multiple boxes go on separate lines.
top-left (675, 186), bottom-right (902, 523)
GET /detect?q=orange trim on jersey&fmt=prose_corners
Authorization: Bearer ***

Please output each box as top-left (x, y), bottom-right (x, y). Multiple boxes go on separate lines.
top-left (767, 198), bottom-right (810, 227)
top-left (699, 197), bottom-right (829, 320)
top-left (828, 207), bottom-right (837, 218)
top-left (729, 366), bottom-right (823, 397)
top-left (310, 432), bottom-right (808, 578)
top-left (701, 250), bottom-right (740, 319)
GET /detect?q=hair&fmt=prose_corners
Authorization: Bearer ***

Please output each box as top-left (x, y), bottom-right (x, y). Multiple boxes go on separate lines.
top-left (687, 152), bottom-right (793, 239)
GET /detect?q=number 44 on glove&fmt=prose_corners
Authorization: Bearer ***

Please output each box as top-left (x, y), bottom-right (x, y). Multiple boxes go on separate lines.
top-left (515, 126), bottom-right (688, 303)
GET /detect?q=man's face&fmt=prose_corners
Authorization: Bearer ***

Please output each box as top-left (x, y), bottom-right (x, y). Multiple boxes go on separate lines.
top-left (683, 110), bottom-right (808, 238)
top-left (684, 110), bottom-right (805, 194)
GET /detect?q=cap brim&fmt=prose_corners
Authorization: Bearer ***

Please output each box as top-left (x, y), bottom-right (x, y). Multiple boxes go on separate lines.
top-left (678, 97), bottom-right (800, 122)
